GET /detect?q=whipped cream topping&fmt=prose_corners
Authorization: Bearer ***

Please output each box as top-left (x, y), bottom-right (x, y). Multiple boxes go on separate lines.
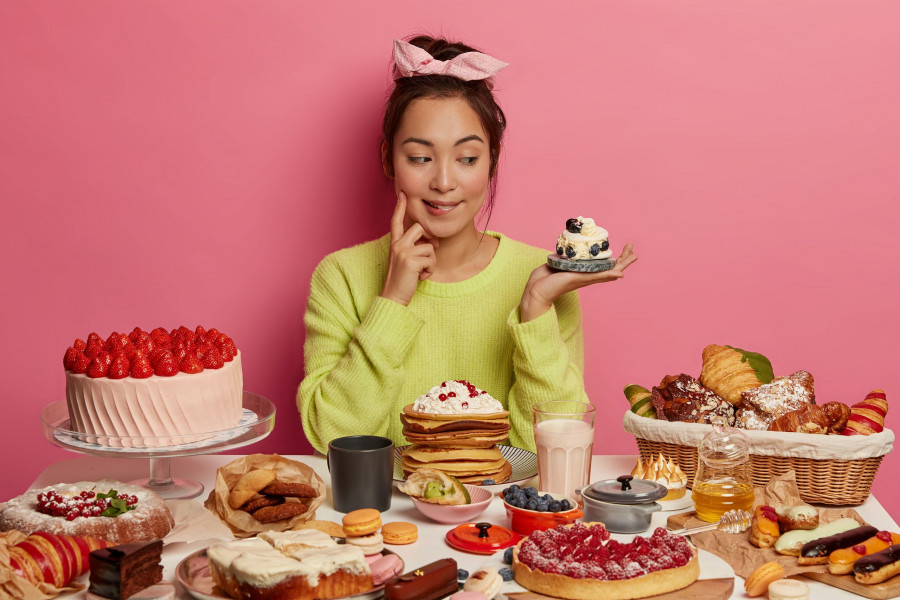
top-left (211, 529), bottom-right (370, 588)
top-left (631, 453), bottom-right (688, 490)
top-left (411, 380), bottom-right (503, 414)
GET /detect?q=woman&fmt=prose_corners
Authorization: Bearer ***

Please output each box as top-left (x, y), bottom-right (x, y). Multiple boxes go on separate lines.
top-left (298, 36), bottom-right (637, 453)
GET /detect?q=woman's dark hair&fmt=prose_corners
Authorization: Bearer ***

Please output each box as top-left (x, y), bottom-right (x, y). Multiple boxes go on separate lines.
top-left (382, 35), bottom-right (507, 219)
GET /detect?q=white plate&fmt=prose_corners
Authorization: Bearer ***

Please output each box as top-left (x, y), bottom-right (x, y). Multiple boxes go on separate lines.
top-left (658, 493), bottom-right (695, 512)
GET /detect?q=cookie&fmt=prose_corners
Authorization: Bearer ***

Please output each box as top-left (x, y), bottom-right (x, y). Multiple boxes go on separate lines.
top-left (240, 494), bottom-right (285, 513)
top-left (259, 482), bottom-right (318, 498)
top-left (292, 520), bottom-right (345, 538)
top-left (251, 500), bottom-right (310, 524)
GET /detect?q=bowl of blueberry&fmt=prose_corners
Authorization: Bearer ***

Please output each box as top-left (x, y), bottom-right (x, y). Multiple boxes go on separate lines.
top-left (500, 485), bottom-right (582, 535)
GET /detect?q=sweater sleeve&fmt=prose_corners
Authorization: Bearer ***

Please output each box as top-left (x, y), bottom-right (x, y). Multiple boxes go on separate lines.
top-left (505, 290), bottom-right (588, 451)
top-left (297, 255), bottom-right (423, 453)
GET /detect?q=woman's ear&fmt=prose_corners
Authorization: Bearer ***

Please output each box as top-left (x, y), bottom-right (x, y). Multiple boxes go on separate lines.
top-left (381, 140), bottom-right (394, 179)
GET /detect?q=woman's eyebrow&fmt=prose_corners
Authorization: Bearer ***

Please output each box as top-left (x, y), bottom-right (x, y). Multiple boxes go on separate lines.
top-left (401, 134), bottom-right (485, 147)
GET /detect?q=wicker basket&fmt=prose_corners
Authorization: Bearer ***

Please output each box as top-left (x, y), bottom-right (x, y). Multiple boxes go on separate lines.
top-left (623, 411), bottom-right (894, 505)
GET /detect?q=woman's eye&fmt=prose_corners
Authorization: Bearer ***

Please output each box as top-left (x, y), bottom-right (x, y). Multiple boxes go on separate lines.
top-left (408, 156), bottom-right (431, 164)
top-left (459, 157), bottom-right (479, 165)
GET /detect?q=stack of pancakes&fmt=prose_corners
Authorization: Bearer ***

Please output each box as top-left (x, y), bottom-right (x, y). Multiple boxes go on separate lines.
top-left (400, 404), bottom-right (512, 484)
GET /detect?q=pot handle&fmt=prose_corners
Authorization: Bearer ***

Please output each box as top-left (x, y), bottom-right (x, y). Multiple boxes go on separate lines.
top-left (554, 509), bottom-right (583, 523)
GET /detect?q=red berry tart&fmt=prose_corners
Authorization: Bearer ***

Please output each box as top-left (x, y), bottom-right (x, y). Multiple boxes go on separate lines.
top-left (0, 481), bottom-right (173, 546)
top-left (63, 326), bottom-right (242, 447)
top-left (512, 523), bottom-right (700, 600)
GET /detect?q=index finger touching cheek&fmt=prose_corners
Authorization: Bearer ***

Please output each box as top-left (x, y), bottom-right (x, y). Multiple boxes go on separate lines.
top-left (390, 192), bottom-right (407, 241)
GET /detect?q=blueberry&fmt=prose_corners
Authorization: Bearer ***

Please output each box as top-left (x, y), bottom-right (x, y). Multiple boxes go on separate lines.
top-left (565, 218), bottom-right (582, 234)
top-left (536, 502), bottom-right (549, 512)
top-left (526, 499), bottom-right (539, 511)
top-left (556, 245), bottom-right (564, 256)
top-left (499, 567), bottom-right (514, 582)
top-left (590, 243), bottom-right (600, 256)
top-left (601, 240), bottom-right (609, 251)
top-left (560, 499), bottom-right (572, 511)
top-left (457, 569), bottom-right (469, 581)
top-left (542, 494), bottom-right (554, 502)
top-left (549, 501), bottom-right (562, 512)
top-left (508, 484), bottom-right (520, 493)
top-left (482, 478), bottom-right (495, 485)
top-left (503, 546), bottom-right (514, 565)
top-left (565, 246), bottom-right (576, 258)
top-left (524, 487), bottom-right (539, 499)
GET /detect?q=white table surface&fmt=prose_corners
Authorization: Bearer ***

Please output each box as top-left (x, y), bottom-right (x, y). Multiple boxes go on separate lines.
top-left (27, 453), bottom-right (900, 600)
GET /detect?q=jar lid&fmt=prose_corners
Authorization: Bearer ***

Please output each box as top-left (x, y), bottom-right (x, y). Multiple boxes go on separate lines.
top-left (698, 424), bottom-right (751, 464)
top-left (582, 475), bottom-right (667, 504)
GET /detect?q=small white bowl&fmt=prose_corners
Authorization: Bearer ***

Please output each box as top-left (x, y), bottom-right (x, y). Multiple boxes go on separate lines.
top-left (410, 484), bottom-right (493, 524)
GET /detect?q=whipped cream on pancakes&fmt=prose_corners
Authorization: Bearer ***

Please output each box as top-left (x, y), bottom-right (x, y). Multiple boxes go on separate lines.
top-left (412, 380), bottom-right (503, 414)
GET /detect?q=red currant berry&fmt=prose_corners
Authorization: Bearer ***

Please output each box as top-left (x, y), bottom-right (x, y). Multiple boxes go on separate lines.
top-left (462, 402), bottom-right (469, 409)
top-left (448, 392), bottom-right (456, 397)
top-left (439, 393), bottom-right (447, 401)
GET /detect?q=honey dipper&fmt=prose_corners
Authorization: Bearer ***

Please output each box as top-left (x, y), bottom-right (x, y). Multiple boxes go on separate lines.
top-left (669, 509), bottom-right (752, 535)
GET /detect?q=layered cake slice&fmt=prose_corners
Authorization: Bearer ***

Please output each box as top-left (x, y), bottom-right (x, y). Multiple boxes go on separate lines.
top-left (88, 540), bottom-right (163, 600)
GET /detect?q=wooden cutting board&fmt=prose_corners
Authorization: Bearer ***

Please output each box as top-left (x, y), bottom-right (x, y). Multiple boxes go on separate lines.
top-left (506, 577), bottom-right (734, 599)
top-left (666, 511), bottom-right (900, 600)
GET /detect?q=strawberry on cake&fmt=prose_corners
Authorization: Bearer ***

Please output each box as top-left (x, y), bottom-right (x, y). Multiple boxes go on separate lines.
top-left (63, 326), bottom-right (242, 447)
top-left (513, 523), bottom-right (699, 600)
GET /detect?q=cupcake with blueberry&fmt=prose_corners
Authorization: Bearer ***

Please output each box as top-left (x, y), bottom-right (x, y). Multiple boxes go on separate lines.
top-left (555, 217), bottom-right (611, 260)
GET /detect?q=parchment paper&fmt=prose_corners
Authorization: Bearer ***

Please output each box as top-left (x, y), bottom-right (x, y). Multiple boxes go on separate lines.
top-left (686, 471), bottom-right (866, 578)
top-left (203, 453), bottom-right (326, 538)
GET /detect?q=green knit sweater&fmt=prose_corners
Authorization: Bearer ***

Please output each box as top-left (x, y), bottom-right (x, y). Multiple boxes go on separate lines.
top-left (297, 231), bottom-right (588, 453)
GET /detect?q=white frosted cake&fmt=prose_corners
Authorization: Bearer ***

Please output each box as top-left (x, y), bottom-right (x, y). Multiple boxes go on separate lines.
top-left (555, 216), bottom-right (611, 260)
top-left (208, 530), bottom-right (373, 600)
top-left (63, 326), bottom-right (243, 447)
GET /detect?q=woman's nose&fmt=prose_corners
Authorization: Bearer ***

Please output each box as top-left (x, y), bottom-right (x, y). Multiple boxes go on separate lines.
top-left (429, 160), bottom-right (456, 193)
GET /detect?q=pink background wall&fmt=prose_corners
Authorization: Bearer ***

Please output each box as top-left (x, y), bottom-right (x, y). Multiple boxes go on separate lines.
top-left (2, 2), bottom-right (898, 517)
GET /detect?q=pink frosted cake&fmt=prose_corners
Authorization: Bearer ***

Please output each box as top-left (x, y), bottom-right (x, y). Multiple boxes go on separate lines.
top-left (63, 326), bottom-right (243, 447)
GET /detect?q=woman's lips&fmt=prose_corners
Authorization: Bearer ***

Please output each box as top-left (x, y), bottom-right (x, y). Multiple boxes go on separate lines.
top-left (423, 200), bottom-right (460, 215)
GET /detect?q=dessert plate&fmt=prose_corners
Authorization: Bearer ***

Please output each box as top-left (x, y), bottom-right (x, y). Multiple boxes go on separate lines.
top-left (394, 444), bottom-right (537, 492)
top-left (176, 546), bottom-right (403, 600)
top-left (547, 255), bottom-right (616, 272)
top-left (658, 494), bottom-right (695, 512)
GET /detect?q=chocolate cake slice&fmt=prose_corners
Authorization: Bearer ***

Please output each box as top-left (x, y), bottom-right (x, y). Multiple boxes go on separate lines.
top-left (88, 540), bottom-right (163, 600)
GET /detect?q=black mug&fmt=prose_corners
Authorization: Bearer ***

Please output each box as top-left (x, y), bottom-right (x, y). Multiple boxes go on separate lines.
top-left (327, 435), bottom-right (394, 513)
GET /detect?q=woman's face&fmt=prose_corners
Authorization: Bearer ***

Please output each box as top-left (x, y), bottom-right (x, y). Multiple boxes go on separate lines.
top-left (391, 96), bottom-right (492, 240)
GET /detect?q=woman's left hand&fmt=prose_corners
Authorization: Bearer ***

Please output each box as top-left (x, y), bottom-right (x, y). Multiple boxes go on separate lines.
top-left (519, 243), bottom-right (638, 322)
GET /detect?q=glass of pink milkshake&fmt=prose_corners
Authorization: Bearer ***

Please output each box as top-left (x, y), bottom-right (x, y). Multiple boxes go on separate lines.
top-left (533, 401), bottom-right (595, 500)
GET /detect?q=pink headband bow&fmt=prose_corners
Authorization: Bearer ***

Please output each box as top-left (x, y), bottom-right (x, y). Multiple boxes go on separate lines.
top-left (392, 39), bottom-right (508, 89)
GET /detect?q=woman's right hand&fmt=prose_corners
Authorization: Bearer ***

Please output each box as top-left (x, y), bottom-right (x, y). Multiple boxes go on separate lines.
top-left (380, 192), bottom-right (438, 306)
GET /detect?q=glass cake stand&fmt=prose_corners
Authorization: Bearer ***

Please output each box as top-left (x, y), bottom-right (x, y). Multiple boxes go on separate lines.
top-left (41, 392), bottom-right (276, 499)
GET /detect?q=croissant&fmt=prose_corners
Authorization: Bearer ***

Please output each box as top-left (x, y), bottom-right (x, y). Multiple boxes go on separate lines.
top-left (699, 345), bottom-right (774, 405)
top-left (822, 402), bottom-right (850, 434)
top-left (769, 404), bottom-right (828, 434)
top-left (624, 384), bottom-right (657, 418)
top-left (843, 389), bottom-right (889, 436)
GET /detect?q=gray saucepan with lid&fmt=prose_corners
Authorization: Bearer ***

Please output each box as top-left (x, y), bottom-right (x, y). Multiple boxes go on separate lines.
top-left (578, 475), bottom-right (667, 533)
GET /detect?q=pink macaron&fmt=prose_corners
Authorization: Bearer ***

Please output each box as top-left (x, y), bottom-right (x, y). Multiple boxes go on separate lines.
top-left (370, 553), bottom-right (403, 586)
top-left (448, 592), bottom-right (488, 600)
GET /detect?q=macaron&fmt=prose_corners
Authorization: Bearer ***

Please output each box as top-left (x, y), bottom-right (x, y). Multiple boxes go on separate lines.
top-left (767, 578), bottom-right (810, 600)
top-left (342, 508), bottom-right (382, 537)
top-left (744, 561), bottom-right (785, 597)
top-left (345, 531), bottom-right (384, 556)
top-left (381, 521), bottom-right (418, 545)
top-left (463, 567), bottom-right (502, 599)
top-left (369, 553), bottom-right (404, 586)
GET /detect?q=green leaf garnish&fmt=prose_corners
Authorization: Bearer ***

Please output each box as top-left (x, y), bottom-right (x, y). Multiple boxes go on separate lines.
top-left (726, 346), bottom-right (775, 384)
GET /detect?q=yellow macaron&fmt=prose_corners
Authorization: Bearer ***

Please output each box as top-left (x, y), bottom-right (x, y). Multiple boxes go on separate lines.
top-left (341, 508), bottom-right (382, 537)
top-left (381, 521), bottom-right (418, 545)
top-left (744, 561), bottom-right (785, 597)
